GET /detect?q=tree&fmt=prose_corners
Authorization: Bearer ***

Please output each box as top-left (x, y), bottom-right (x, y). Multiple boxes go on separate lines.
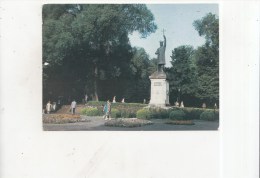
top-left (124, 47), bottom-right (153, 102)
top-left (193, 13), bottom-right (219, 105)
top-left (166, 13), bottom-right (219, 107)
top-left (167, 45), bottom-right (197, 105)
top-left (43, 4), bottom-right (157, 102)
top-left (193, 13), bottom-right (219, 50)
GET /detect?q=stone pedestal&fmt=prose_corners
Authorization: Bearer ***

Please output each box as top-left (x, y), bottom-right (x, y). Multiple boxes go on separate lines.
top-left (149, 71), bottom-right (169, 107)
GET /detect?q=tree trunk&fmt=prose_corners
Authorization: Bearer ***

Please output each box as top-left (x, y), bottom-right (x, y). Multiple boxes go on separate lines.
top-left (93, 65), bottom-right (99, 101)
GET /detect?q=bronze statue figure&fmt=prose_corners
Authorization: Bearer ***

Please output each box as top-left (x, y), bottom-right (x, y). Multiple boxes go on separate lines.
top-left (155, 34), bottom-right (166, 72)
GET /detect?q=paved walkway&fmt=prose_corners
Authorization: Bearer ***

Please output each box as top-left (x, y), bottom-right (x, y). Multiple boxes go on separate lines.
top-left (43, 116), bottom-right (219, 131)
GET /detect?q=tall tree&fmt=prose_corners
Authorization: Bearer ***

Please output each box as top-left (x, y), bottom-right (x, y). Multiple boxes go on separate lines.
top-left (167, 45), bottom-right (197, 105)
top-left (43, 4), bottom-right (157, 102)
top-left (124, 47), bottom-right (153, 102)
top-left (193, 13), bottom-right (219, 105)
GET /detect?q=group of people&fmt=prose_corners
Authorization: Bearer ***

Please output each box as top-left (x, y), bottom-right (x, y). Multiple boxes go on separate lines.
top-left (44, 101), bottom-right (57, 114)
top-left (173, 101), bottom-right (218, 109)
top-left (44, 99), bottom-right (77, 115)
top-left (112, 96), bottom-right (125, 103)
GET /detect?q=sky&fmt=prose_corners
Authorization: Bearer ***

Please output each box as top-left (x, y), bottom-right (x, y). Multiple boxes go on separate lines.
top-left (128, 4), bottom-right (219, 67)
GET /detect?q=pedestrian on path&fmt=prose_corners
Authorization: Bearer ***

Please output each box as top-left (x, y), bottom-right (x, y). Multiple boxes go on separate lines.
top-left (85, 94), bottom-right (88, 105)
top-left (113, 96), bottom-right (116, 103)
top-left (103, 100), bottom-right (111, 120)
top-left (46, 101), bottom-right (52, 114)
top-left (70, 100), bottom-right (77, 114)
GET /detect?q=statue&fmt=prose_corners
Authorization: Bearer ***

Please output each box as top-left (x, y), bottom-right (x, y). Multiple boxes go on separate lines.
top-left (149, 29), bottom-right (170, 107)
top-left (155, 30), bottom-right (166, 72)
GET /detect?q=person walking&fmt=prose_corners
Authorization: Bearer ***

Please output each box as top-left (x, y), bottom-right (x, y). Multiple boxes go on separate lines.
top-left (112, 96), bottom-right (116, 103)
top-left (103, 100), bottom-right (111, 120)
top-left (70, 100), bottom-right (77, 114)
top-left (85, 94), bottom-right (88, 105)
top-left (52, 102), bottom-right (57, 111)
top-left (180, 101), bottom-right (184, 108)
top-left (202, 102), bottom-right (206, 109)
top-left (46, 101), bottom-right (52, 114)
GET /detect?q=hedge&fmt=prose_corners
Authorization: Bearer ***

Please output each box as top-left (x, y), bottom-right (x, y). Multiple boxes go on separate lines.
top-left (169, 110), bottom-right (186, 120)
top-left (86, 101), bottom-right (145, 118)
top-left (82, 101), bottom-right (219, 120)
top-left (136, 109), bottom-right (151, 119)
top-left (200, 110), bottom-right (216, 121)
top-left (81, 107), bottom-right (101, 116)
top-left (149, 108), bottom-right (170, 119)
top-left (111, 109), bottom-right (121, 118)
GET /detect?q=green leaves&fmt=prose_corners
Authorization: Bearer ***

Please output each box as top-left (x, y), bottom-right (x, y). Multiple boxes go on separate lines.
top-left (168, 45), bottom-right (197, 96)
top-left (193, 13), bottom-right (219, 48)
top-left (43, 4), bottom-right (157, 102)
top-left (167, 13), bottom-right (219, 107)
top-left (193, 14), bottom-right (219, 103)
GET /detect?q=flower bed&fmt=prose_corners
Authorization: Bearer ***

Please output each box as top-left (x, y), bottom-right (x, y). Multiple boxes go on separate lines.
top-left (104, 118), bottom-right (153, 127)
top-left (43, 114), bottom-right (88, 124)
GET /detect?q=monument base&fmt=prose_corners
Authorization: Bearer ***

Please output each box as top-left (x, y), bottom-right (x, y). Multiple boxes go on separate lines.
top-left (149, 71), bottom-right (169, 107)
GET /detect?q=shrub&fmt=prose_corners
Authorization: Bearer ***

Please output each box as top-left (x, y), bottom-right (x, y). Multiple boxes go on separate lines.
top-left (111, 109), bottom-right (121, 118)
top-left (136, 109), bottom-right (151, 119)
top-left (215, 110), bottom-right (219, 120)
top-left (120, 110), bottom-right (136, 118)
top-left (182, 108), bottom-right (203, 120)
top-left (85, 101), bottom-right (145, 118)
top-left (169, 110), bottom-right (186, 120)
top-left (200, 110), bottom-right (215, 121)
top-left (150, 108), bottom-right (170, 119)
top-left (81, 107), bottom-right (101, 116)
top-left (81, 108), bottom-right (87, 115)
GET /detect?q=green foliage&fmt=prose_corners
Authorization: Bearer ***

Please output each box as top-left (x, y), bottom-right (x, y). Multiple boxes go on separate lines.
top-left (136, 109), bottom-right (151, 119)
top-left (167, 45), bottom-right (197, 104)
top-left (193, 13), bottom-right (219, 48)
top-left (169, 110), bottom-right (186, 120)
top-left (193, 13), bottom-right (219, 104)
top-left (200, 110), bottom-right (215, 121)
top-left (124, 47), bottom-right (155, 102)
top-left (86, 101), bottom-right (147, 108)
top-left (86, 101), bottom-right (145, 118)
top-left (166, 13), bottom-right (219, 106)
top-left (215, 110), bottom-right (219, 120)
top-left (86, 101), bottom-right (105, 107)
top-left (182, 108), bottom-right (203, 120)
top-left (149, 108), bottom-right (170, 119)
top-left (43, 4), bottom-right (157, 103)
top-left (194, 46), bottom-right (219, 103)
top-left (120, 110), bottom-right (136, 118)
top-left (81, 107), bottom-right (101, 116)
top-left (111, 109), bottom-right (121, 118)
